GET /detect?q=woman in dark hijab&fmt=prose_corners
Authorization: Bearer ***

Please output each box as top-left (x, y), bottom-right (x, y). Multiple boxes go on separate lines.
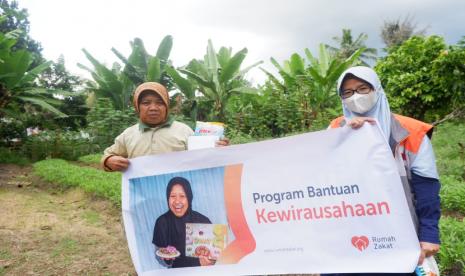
top-left (153, 176), bottom-right (212, 268)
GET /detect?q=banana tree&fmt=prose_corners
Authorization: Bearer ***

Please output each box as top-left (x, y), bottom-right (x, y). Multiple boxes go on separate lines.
top-left (174, 40), bottom-right (262, 121)
top-left (79, 35), bottom-right (174, 110)
top-left (262, 44), bottom-right (363, 123)
top-left (0, 21), bottom-right (66, 118)
top-left (165, 65), bottom-right (198, 122)
top-left (304, 44), bottom-right (364, 113)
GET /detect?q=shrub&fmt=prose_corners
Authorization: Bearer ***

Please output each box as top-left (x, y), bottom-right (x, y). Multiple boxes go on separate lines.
top-left (432, 121), bottom-right (465, 180)
top-left (33, 159), bottom-right (121, 206)
top-left (86, 98), bottom-right (137, 149)
top-left (376, 36), bottom-right (464, 121)
top-left (0, 147), bottom-right (30, 165)
top-left (440, 175), bottom-right (465, 213)
top-left (0, 117), bottom-right (26, 145)
top-left (22, 130), bottom-right (99, 161)
top-left (438, 217), bottom-right (465, 275)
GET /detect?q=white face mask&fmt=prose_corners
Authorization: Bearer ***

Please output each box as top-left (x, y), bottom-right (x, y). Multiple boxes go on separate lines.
top-left (343, 91), bottom-right (378, 114)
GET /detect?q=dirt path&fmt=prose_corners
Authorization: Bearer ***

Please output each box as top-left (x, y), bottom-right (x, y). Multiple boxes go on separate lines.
top-left (0, 164), bottom-right (135, 275)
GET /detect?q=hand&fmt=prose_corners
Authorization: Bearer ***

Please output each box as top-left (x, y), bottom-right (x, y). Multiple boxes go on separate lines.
top-left (347, 117), bottom-right (376, 129)
top-left (418, 241), bottom-right (440, 265)
top-left (199, 256), bottom-right (215, 266)
top-left (105, 155), bottom-right (130, 171)
top-left (215, 137), bottom-right (230, 147)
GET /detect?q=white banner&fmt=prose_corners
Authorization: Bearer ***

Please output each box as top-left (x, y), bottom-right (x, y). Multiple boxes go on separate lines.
top-left (122, 124), bottom-right (420, 276)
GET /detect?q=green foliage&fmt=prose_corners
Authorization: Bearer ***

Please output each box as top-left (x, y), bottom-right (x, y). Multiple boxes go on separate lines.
top-left (0, 0), bottom-right (43, 67)
top-left (0, 116), bottom-right (26, 146)
top-left (78, 153), bottom-right (102, 165)
top-left (0, 147), bottom-right (29, 165)
top-left (80, 35), bottom-right (174, 111)
top-left (37, 55), bottom-right (83, 91)
top-left (438, 217), bottom-right (465, 275)
top-left (433, 121), bottom-right (465, 179)
top-left (440, 175), bottom-right (465, 213)
top-left (0, 26), bottom-right (64, 117)
top-left (178, 40), bottom-right (262, 121)
top-left (375, 36), bottom-right (464, 121)
top-left (229, 44), bottom-right (357, 138)
top-left (86, 97), bottom-right (137, 149)
top-left (33, 159), bottom-right (121, 206)
top-left (432, 121), bottom-right (465, 214)
top-left (224, 127), bottom-right (258, 145)
top-left (431, 45), bottom-right (465, 113)
top-left (21, 130), bottom-right (98, 161)
top-left (36, 55), bottom-right (87, 130)
top-left (429, 121), bottom-right (465, 273)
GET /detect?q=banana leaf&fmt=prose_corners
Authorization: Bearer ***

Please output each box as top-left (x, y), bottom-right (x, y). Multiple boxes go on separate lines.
top-left (220, 48), bottom-right (247, 83)
top-left (16, 96), bottom-right (67, 117)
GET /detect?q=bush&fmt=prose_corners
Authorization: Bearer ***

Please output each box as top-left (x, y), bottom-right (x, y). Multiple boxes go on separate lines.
top-left (0, 147), bottom-right (29, 165)
top-left (432, 121), bottom-right (465, 180)
top-left (22, 130), bottom-right (99, 161)
top-left (438, 217), bottom-right (465, 275)
top-left (225, 82), bottom-right (336, 139)
top-left (376, 36), bottom-right (465, 121)
top-left (0, 117), bottom-right (27, 147)
top-left (86, 98), bottom-right (137, 149)
top-left (440, 175), bottom-right (465, 213)
top-left (33, 159), bottom-right (121, 206)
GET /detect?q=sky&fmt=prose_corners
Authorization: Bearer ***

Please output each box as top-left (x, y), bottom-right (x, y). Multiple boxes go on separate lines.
top-left (16, 0), bottom-right (465, 85)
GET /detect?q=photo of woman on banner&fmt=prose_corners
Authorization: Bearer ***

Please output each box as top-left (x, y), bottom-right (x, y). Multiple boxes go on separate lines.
top-left (325, 66), bottom-right (441, 276)
top-left (153, 176), bottom-right (215, 268)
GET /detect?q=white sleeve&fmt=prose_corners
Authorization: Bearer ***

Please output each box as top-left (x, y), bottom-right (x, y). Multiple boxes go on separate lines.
top-left (409, 136), bottom-right (439, 179)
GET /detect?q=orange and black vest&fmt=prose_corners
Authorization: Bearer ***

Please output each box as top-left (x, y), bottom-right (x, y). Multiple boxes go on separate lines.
top-left (329, 113), bottom-right (433, 155)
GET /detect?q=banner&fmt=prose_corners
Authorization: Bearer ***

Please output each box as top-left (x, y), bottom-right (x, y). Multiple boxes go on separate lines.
top-left (122, 125), bottom-right (420, 276)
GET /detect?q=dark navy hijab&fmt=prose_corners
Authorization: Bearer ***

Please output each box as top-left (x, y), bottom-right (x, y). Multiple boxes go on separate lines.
top-left (153, 177), bottom-right (211, 268)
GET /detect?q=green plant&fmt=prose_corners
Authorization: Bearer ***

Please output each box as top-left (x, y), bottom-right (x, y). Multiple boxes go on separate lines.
top-left (178, 39), bottom-right (262, 121)
top-left (33, 159), bottom-right (122, 206)
top-left (375, 36), bottom-right (463, 121)
top-left (440, 175), bottom-right (465, 213)
top-left (22, 130), bottom-right (98, 161)
top-left (0, 15), bottom-right (65, 118)
top-left (78, 154), bottom-right (102, 165)
top-left (231, 44), bottom-right (360, 138)
top-left (433, 121), bottom-right (465, 179)
top-left (0, 147), bottom-right (29, 165)
top-left (0, 0), bottom-right (43, 67)
top-left (438, 217), bottom-right (465, 275)
top-left (79, 35), bottom-right (174, 111)
top-left (85, 97), bottom-right (137, 149)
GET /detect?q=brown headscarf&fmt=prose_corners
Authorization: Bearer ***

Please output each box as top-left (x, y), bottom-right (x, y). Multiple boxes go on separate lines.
top-left (133, 82), bottom-right (169, 117)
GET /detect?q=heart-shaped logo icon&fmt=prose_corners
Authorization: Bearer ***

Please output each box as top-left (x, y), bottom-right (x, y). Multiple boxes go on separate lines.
top-left (351, 236), bottom-right (369, 251)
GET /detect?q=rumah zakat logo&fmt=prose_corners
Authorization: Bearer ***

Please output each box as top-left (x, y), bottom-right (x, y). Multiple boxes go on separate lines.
top-left (351, 236), bottom-right (369, 251)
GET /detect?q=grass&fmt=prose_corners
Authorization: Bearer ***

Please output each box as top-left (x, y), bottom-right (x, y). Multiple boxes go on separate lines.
top-left (0, 249), bottom-right (12, 260)
top-left (51, 237), bottom-right (79, 258)
top-left (78, 154), bottom-right (102, 165)
top-left (82, 210), bottom-right (102, 225)
top-left (432, 121), bottom-right (465, 275)
top-left (432, 121), bottom-right (465, 179)
top-left (0, 147), bottom-right (30, 166)
top-left (33, 159), bottom-right (121, 206)
top-left (438, 217), bottom-right (465, 275)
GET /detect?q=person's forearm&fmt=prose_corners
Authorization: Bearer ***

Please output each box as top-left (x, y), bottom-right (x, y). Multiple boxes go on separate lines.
top-left (411, 172), bottom-right (441, 243)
